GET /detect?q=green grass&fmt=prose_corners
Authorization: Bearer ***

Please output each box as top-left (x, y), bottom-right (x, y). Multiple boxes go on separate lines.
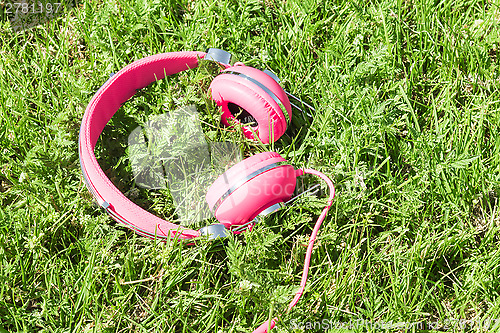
top-left (1, 0), bottom-right (500, 332)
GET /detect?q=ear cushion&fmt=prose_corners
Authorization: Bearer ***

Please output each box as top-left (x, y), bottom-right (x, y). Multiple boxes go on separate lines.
top-left (206, 152), bottom-right (297, 226)
top-left (209, 65), bottom-right (292, 144)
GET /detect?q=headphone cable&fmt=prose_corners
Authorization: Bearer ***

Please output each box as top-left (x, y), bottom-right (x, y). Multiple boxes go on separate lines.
top-left (252, 168), bottom-right (336, 333)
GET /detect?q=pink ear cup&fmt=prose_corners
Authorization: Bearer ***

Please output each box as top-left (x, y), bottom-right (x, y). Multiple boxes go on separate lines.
top-left (206, 152), bottom-right (297, 227)
top-left (207, 152), bottom-right (285, 203)
top-left (209, 65), bottom-right (292, 144)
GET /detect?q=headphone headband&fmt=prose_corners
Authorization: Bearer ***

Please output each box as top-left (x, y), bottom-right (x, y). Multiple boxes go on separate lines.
top-left (79, 51), bottom-right (207, 240)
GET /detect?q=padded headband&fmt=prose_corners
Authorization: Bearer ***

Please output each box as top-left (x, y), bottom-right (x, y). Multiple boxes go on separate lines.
top-left (79, 51), bottom-right (209, 240)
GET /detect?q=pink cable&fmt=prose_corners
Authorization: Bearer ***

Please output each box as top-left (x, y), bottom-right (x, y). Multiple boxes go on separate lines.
top-left (252, 168), bottom-right (335, 333)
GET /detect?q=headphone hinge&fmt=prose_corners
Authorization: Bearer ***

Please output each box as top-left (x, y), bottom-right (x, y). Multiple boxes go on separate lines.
top-left (204, 48), bottom-right (233, 66)
top-left (199, 223), bottom-right (229, 240)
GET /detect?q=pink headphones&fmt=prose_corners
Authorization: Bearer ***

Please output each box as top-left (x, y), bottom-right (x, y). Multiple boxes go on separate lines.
top-left (79, 49), bottom-right (335, 333)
